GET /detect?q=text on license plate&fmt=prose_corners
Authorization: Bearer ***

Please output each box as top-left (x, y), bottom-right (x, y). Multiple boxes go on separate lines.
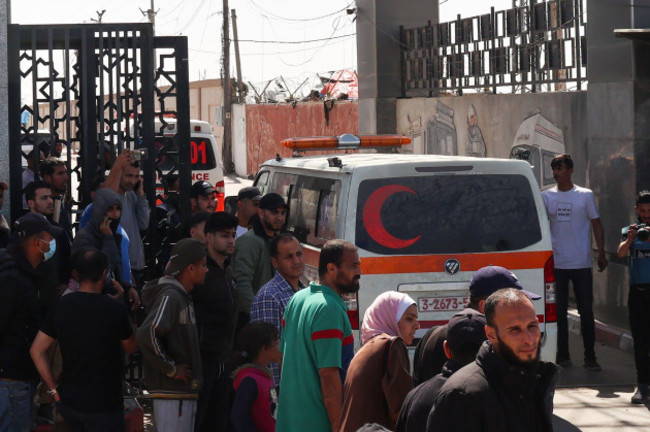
top-left (418, 296), bottom-right (469, 313)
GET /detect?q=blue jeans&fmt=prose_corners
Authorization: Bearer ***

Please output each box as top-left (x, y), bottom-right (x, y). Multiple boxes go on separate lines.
top-left (0, 380), bottom-right (35, 432)
top-left (57, 402), bottom-right (125, 432)
top-left (555, 268), bottom-right (596, 362)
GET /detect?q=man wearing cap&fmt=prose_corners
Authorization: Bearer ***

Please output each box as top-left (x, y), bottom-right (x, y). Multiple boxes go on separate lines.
top-left (235, 186), bottom-right (262, 238)
top-left (426, 289), bottom-right (559, 432)
top-left (0, 212), bottom-right (61, 432)
top-left (137, 238), bottom-right (208, 431)
top-left (413, 265), bottom-right (539, 385)
top-left (192, 212), bottom-right (239, 432)
top-left (396, 311), bottom-right (486, 432)
top-left (191, 181), bottom-right (218, 215)
top-left (232, 192), bottom-right (288, 322)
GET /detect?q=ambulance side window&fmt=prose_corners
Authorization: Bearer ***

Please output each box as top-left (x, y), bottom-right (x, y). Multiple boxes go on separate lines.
top-left (286, 176), bottom-right (340, 247)
top-left (254, 171), bottom-right (271, 195)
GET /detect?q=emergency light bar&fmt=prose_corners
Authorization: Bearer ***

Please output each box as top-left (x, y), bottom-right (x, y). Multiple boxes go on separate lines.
top-left (281, 134), bottom-right (411, 151)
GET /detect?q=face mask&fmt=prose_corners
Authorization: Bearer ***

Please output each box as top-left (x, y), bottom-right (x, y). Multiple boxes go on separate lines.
top-left (40, 238), bottom-right (56, 261)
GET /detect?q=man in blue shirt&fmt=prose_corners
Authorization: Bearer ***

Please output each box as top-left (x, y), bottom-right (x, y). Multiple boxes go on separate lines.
top-left (617, 190), bottom-right (650, 404)
top-left (250, 233), bottom-right (305, 387)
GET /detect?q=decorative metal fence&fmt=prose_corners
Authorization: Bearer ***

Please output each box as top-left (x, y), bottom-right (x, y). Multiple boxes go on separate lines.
top-left (401, 0), bottom-right (586, 95)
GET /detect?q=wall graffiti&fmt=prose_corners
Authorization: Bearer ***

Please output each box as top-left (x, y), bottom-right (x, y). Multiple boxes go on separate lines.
top-left (426, 101), bottom-right (457, 155)
top-left (466, 104), bottom-right (486, 158)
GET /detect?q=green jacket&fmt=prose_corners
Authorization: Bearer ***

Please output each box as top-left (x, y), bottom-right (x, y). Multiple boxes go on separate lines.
top-left (232, 216), bottom-right (275, 314)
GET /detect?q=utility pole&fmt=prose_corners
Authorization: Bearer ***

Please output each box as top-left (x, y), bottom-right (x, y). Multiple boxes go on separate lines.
top-left (140, 0), bottom-right (157, 35)
top-left (91, 10), bottom-right (106, 24)
top-left (231, 9), bottom-right (244, 103)
top-left (222, 0), bottom-right (234, 174)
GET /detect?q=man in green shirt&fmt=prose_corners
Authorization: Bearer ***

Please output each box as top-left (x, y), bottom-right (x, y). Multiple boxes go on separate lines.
top-left (277, 240), bottom-right (361, 432)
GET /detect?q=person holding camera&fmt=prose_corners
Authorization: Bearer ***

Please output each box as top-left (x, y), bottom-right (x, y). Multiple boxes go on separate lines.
top-left (618, 190), bottom-right (650, 404)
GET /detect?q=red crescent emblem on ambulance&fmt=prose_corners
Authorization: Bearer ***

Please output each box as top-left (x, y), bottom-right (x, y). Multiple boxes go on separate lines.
top-left (362, 185), bottom-right (421, 249)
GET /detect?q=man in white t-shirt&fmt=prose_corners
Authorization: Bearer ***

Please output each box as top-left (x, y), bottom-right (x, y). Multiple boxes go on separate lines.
top-left (542, 154), bottom-right (607, 371)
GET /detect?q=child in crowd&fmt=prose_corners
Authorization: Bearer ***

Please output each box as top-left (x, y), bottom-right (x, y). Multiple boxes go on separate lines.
top-left (231, 322), bottom-right (282, 432)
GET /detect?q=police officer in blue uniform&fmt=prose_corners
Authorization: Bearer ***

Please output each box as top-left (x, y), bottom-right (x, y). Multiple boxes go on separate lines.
top-left (618, 190), bottom-right (650, 404)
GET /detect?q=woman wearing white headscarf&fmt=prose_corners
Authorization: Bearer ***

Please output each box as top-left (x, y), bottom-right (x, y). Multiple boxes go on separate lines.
top-left (338, 291), bottom-right (420, 432)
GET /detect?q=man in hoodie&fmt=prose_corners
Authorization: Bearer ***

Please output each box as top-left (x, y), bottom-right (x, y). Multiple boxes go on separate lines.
top-left (192, 212), bottom-right (239, 432)
top-left (72, 188), bottom-right (139, 308)
top-left (137, 238), bottom-right (208, 432)
top-left (232, 193), bottom-right (287, 323)
top-left (0, 212), bottom-right (61, 432)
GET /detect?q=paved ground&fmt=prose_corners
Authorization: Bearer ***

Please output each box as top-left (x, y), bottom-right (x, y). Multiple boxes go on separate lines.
top-left (553, 327), bottom-right (650, 431)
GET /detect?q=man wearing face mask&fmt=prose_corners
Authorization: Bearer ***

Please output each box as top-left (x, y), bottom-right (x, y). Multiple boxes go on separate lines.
top-left (72, 188), bottom-right (140, 310)
top-left (0, 212), bottom-right (62, 432)
top-left (25, 180), bottom-right (72, 316)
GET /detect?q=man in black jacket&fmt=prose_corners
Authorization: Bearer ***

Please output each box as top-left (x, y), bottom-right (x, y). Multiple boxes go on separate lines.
top-left (427, 288), bottom-right (559, 432)
top-left (192, 212), bottom-right (239, 432)
top-left (0, 212), bottom-right (61, 432)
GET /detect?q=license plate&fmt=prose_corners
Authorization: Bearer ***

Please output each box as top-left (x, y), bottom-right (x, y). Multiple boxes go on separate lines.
top-left (418, 296), bottom-right (469, 313)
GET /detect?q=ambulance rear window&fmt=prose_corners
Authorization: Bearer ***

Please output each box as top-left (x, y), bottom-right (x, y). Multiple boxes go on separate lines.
top-left (355, 174), bottom-right (542, 254)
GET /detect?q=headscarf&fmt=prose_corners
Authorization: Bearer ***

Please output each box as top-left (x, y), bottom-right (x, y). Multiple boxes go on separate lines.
top-left (361, 291), bottom-right (416, 345)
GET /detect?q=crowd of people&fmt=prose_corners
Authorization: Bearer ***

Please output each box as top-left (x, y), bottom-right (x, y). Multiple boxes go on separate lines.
top-left (0, 150), bottom-right (648, 432)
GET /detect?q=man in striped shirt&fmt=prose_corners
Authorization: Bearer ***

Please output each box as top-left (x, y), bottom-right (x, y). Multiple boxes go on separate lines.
top-left (250, 233), bottom-right (305, 388)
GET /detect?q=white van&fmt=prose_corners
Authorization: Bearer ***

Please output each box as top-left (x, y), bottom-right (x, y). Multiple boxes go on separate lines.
top-left (509, 111), bottom-right (565, 190)
top-left (253, 134), bottom-right (558, 362)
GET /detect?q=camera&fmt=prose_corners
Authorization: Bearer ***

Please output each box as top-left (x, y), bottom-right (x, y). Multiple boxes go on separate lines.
top-left (636, 224), bottom-right (650, 242)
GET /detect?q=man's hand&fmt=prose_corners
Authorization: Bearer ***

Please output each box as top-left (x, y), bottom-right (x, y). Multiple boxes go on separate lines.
top-left (597, 250), bottom-right (608, 272)
top-left (108, 279), bottom-right (124, 300)
top-left (100, 216), bottom-right (112, 236)
top-left (128, 287), bottom-right (140, 311)
top-left (115, 149), bottom-right (133, 170)
top-left (172, 364), bottom-right (193, 384)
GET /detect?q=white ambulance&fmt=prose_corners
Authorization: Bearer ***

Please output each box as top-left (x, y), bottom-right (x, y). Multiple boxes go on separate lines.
top-left (253, 134), bottom-right (557, 362)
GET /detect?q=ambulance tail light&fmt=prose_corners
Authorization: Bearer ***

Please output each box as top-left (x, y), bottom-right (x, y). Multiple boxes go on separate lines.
top-left (281, 134), bottom-right (411, 151)
top-left (343, 293), bottom-right (360, 330)
top-left (544, 255), bottom-right (557, 323)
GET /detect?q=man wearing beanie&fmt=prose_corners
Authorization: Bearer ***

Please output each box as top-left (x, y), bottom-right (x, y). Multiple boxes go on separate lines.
top-left (137, 239), bottom-right (208, 431)
top-left (413, 265), bottom-right (541, 385)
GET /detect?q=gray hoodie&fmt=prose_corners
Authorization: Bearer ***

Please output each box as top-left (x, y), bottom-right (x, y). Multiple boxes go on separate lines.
top-left (137, 276), bottom-right (203, 398)
top-left (72, 188), bottom-right (124, 285)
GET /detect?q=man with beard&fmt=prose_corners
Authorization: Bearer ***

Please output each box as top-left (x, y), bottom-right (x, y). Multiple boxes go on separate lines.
top-left (235, 186), bottom-right (262, 238)
top-left (232, 193), bottom-right (287, 323)
top-left (426, 289), bottom-right (559, 432)
top-left (190, 181), bottom-right (218, 215)
top-left (277, 240), bottom-right (360, 432)
top-left (191, 212), bottom-right (239, 431)
top-left (25, 180), bottom-right (72, 315)
top-left (40, 158), bottom-right (72, 240)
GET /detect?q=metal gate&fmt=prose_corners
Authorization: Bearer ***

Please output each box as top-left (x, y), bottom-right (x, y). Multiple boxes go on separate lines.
top-left (7, 23), bottom-right (191, 278)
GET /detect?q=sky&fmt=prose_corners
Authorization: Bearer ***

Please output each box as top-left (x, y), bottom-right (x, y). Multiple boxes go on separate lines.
top-left (11, 0), bottom-right (514, 89)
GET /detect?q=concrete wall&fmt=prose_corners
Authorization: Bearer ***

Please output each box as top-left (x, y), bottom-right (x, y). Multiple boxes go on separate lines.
top-left (396, 92), bottom-right (588, 182)
top-left (243, 101), bottom-right (359, 176)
